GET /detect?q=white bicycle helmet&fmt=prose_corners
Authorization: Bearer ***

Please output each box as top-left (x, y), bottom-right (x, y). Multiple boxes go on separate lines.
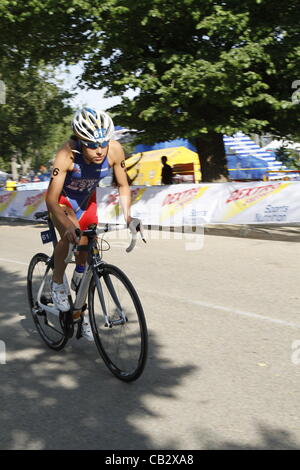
top-left (72, 107), bottom-right (115, 143)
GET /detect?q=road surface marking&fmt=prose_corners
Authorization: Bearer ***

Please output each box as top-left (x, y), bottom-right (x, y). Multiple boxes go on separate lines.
top-left (142, 289), bottom-right (300, 330)
top-left (0, 257), bottom-right (28, 266)
top-left (2, 257), bottom-right (300, 330)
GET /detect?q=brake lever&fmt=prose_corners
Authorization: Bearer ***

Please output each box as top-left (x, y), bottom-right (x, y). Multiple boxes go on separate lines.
top-left (126, 220), bottom-right (146, 253)
top-left (137, 225), bottom-right (147, 244)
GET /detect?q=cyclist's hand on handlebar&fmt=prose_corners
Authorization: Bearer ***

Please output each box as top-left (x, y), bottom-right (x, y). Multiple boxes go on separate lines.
top-left (126, 218), bottom-right (146, 253)
top-left (128, 218), bottom-right (145, 238)
top-left (63, 225), bottom-right (81, 244)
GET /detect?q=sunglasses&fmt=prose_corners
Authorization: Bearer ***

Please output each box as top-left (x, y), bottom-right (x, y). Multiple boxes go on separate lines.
top-left (81, 140), bottom-right (109, 149)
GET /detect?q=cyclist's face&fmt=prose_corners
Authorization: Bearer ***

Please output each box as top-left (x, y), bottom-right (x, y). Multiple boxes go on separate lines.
top-left (82, 144), bottom-right (108, 164)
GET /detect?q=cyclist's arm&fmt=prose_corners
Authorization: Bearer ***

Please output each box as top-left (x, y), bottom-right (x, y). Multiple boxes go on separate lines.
top-left (45, 142), bottom-right (78, 235)
top-left (111, 140), bottom-right (132, 225)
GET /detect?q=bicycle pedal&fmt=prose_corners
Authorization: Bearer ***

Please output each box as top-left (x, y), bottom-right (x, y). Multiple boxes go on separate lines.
top-left (40, 295), bottom-right (52, 305)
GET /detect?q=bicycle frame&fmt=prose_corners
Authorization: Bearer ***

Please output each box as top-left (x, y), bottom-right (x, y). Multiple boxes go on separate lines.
top-left (30, 210), bottom-right (148, 381)
top-left (36, 220), bottom-right (126, 329)
top-left (74, 235), bottom-right (127, 327)
top-left (36, 242), bottom-right (93, 320)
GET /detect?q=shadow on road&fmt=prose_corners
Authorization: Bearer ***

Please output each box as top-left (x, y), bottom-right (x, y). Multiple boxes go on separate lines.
top-left (0, 217), bottom-right (45, 228)
top-left (195, 423), bottom-right (300, 450)
top-left (205, 224), bottom-right (300, 243)
top-left (0, 266), bottom-right (196, 450)
top-left (1, 264), bottom-right (300, 450)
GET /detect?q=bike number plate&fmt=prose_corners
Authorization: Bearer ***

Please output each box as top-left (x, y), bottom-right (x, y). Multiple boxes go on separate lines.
top-left (41, 230), bottom-right (54, 244)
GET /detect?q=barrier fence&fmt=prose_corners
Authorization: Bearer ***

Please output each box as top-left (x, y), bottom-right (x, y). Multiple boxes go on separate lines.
top-left (1, 181), bottom-right (300, 225)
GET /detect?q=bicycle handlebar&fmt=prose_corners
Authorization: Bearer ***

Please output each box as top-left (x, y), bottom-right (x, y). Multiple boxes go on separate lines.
top-left (64, 220), bottom-right (146, 263)
top-left (126, 219), bottom-right (146, 253)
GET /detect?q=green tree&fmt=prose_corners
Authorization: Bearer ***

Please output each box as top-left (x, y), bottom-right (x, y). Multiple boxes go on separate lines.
top-left (1, 0), bottom-right (300, 181)
top-left (77, 0), bottom-right (300, 181)
top-left (0, 61), bottom-right (73, 178)
top-left (275, 146), bottom-right (300, 170)
top-left (0, 1), bottom-right (93, 68)
top-left (37, 117), bottom-right (74, 169)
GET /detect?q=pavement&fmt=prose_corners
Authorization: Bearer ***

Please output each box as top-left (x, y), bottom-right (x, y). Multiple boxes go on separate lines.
top-left (1, 219), bottom-right (300, 450)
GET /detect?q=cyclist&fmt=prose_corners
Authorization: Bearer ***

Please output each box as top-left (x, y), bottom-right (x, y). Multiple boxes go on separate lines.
top-left (46, 107), bottom-right (133, 340)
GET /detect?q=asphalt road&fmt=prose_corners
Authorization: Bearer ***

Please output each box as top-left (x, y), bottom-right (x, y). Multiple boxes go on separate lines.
top-left (1, 220), bottom-right (300, 450)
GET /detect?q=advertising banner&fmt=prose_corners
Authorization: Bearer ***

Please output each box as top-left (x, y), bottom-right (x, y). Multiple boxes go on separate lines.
top-left (97, 184), bottom-right (223, 226)
top-left (212, 181), bottom-right (300, 224)
top-left (0, 191), bottom-right (18, 217)
top-left (1, 181), bottom-right (300, 226)
top-left (0, 190), bottom-right (47, 220)
top-left (97, 181), bottom-right (300, 226)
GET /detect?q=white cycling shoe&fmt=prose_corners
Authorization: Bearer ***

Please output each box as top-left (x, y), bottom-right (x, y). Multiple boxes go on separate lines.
top-left (51, 281), bottom-right (70, 312)
top-left (81, 316), bottom-right (94, 342)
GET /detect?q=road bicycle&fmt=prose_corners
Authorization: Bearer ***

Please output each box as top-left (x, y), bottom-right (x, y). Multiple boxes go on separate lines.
top-left (27, 211), bottom-right (148, 382)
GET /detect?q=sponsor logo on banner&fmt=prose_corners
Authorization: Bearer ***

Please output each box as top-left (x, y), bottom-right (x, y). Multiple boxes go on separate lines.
top-left (255, 204), bottom-right (289, 222)
top-left (160, 186), bottom-right (209, 223)
top-left (0, 192), bottom-right (17, 214)
top-left (23, 191), bottom-right (46, 217)
top-left (223, 183), bottom-right (291, 221)
top-left (106, 187), bottom-right (147, 220)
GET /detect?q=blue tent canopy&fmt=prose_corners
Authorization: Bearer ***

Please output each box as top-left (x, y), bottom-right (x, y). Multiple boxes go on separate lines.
top-left (133, 132), bottom-right (285, 180)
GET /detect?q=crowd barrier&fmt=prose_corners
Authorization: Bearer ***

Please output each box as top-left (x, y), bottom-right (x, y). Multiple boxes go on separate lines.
top-left (1, 181), bottom-right (300, 225)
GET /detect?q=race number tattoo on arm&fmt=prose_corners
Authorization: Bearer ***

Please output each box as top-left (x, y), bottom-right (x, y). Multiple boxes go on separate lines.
top-left (52, 167), bottom-right (60, 177)
top-left (121, 160), bottom-right (126, 170)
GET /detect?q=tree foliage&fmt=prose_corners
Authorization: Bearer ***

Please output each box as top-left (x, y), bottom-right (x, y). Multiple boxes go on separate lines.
top-left (275, 147), bottom-right (300, 170)
top-left (0, 60), bottom-right (73, 175)
top-left (78, 0), bottom-right (300, 180)
top-left (0, 0), bottom-right (94, 68)
top-left (1, 0), bottom-right (300, 180)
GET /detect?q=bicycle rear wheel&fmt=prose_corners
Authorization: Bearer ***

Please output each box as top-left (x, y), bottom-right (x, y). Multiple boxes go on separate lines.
top-left (88, 264), bottom-right (148, 382)
top-left (27, 253), bottom-right (68, 351)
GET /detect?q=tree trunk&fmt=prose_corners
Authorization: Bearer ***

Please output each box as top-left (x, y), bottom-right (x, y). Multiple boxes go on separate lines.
top-left (20, 156), bottom-right (32, 176)
top-left (193, 132), bottom-right (229, 183)
top-left (11, 154), bottom-right (19, 181)
top-left (34, 149), bottom-right (41, 172)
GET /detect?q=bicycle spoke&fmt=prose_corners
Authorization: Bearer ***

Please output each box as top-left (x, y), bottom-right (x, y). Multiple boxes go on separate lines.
top-left (27, 253), bottom-right (68, 350)
top-left (89, 265), bottom-right (147, 381)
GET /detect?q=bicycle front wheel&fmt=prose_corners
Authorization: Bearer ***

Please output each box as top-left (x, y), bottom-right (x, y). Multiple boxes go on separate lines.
top-left (88, 264), bottom-right (148, 382)
top-left (27, 253), bottom-right (68, 351)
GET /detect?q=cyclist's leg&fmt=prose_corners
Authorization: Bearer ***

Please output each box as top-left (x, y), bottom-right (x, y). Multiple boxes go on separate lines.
top-left (75, 192), bottom-right (98, 267)
top-left (50, 199), bottom-right (80, 284)
top-left (78, 192), bottom-right (98, 232)
top-left (74, 196), bottom-right (98, 341)
top-left (51, 193), bottom-right (98, 281)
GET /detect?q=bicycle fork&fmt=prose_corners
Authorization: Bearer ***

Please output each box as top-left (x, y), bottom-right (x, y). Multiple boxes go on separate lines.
top-left (93, 267), bottom-right (127, 328)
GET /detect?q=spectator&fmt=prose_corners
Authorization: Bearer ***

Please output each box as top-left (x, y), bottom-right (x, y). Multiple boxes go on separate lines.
top-left (161, 156), bottom-right (173, 185)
